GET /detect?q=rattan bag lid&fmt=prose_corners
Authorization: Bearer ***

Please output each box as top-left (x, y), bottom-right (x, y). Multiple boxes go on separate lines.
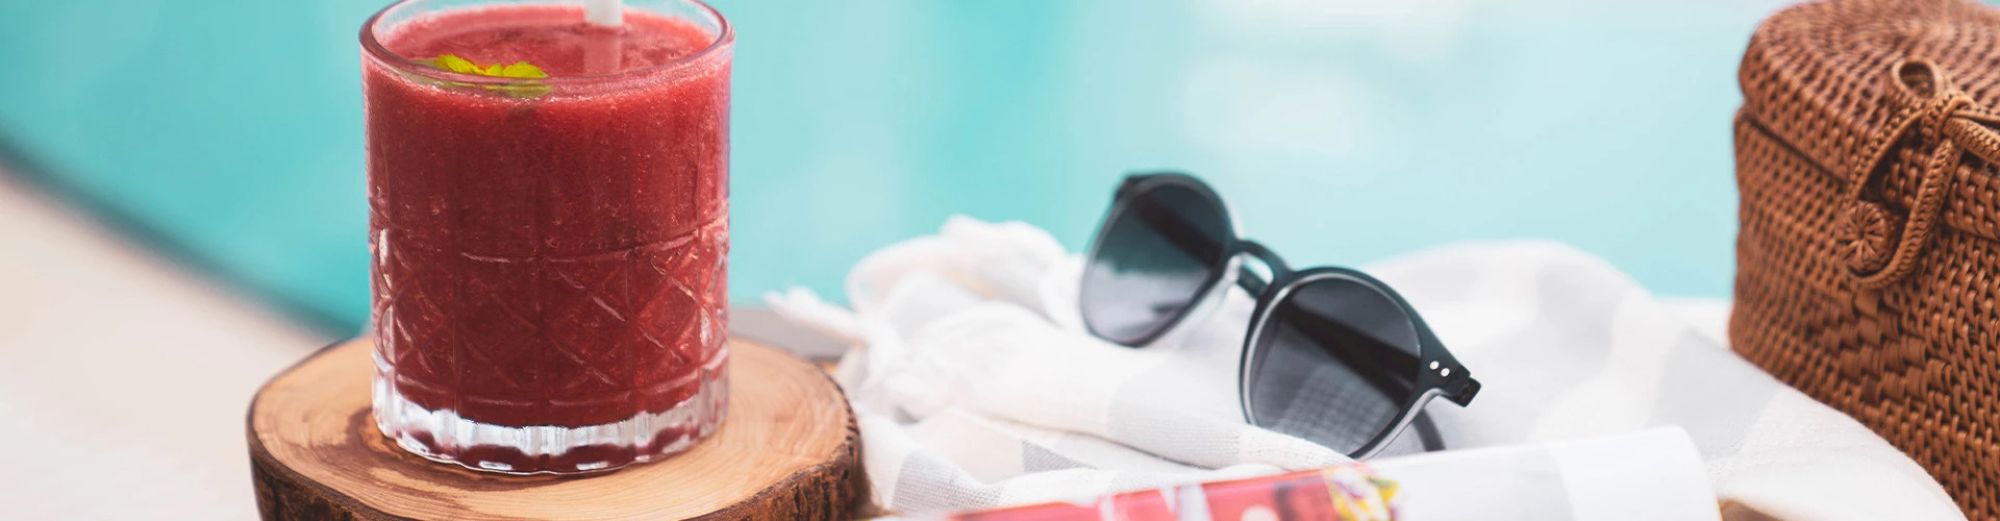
top-left (1742, 0), bottom-right (2000, 276)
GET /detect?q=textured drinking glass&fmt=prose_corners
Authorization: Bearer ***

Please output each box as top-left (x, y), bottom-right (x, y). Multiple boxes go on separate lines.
top-left (362, 0), bottom-right (732, 474)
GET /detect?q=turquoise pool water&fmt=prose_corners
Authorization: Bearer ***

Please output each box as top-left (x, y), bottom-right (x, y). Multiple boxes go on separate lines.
top-left (0, 0), bottom-right (1798, 333)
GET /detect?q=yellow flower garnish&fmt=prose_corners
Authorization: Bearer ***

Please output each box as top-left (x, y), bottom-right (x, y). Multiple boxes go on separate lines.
top-left (426, 54), bottom-right (551, 98)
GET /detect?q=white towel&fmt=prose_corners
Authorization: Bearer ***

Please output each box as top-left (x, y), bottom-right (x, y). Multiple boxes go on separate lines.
top-left (766, 217), bottom-right (1961, 520)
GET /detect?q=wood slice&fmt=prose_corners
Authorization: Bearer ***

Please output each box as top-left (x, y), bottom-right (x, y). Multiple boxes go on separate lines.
top-left (247, 338), bottom-right (864, 520)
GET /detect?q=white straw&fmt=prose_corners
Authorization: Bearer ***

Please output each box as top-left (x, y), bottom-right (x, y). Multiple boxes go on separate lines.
top-left (584, 0), bottom-right (623, 27)
top-left (582, 0), bottom-right (624, 73)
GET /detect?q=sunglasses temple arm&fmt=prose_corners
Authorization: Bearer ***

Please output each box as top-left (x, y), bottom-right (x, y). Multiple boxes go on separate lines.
top-left (1445, 376), bottom-right (1481, 406)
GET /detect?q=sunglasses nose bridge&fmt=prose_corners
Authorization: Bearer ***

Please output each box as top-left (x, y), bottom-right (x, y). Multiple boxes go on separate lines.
top-left (1228, 240), bottom-right (1292, 299)
top-left (1237, 239), bottom-right (1290, 277)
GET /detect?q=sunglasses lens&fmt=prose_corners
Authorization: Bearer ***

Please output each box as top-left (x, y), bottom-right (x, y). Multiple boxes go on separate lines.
top-left (1081, 181), bottom-right (1230, 346)
top-left (1246, 275), bottom-right (1423, 457)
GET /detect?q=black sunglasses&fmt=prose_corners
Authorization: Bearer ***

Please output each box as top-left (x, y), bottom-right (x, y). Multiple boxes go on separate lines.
top-left (1079, 172), bottom-right (1481, 459)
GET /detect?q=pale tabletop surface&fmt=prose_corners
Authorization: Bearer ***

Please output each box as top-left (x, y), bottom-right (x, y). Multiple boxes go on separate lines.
top-left (0, 173), bottom-right (328, 520)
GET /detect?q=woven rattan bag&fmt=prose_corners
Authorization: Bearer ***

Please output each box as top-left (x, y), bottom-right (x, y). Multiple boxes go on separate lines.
top-left (1733, 0), bottom-right (2000, 515)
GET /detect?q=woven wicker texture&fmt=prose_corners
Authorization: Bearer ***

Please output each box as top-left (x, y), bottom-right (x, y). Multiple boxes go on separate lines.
top-left (1734, 0), bottom-right (2000, 516)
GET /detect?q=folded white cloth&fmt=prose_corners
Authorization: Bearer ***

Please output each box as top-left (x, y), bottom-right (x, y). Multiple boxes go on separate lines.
top-left (767, 217), bottom-right (1961, 520)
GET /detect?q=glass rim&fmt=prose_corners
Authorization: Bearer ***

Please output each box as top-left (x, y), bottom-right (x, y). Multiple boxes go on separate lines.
top-left (359, 0), bottom-right (734, 86)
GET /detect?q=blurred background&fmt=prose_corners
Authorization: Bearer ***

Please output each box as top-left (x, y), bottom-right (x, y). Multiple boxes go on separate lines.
top-left (0, 0), bottom-right (1791, 518)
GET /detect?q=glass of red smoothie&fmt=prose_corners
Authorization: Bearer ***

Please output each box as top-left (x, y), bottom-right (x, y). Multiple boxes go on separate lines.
top-left (360, 0), bottom-right (731, 474)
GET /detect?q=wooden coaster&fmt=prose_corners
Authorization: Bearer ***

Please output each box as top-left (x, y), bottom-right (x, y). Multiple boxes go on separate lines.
top-left (247, 338), bottom-right (863, 520)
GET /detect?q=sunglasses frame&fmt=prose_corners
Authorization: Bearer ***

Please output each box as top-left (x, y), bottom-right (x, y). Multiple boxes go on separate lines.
top-left (1082, 172), bottom-right (1482, 459)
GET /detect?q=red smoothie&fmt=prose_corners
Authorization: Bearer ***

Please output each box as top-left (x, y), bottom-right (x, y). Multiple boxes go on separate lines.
top-left (363, 1), bottom-right (731, 474)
